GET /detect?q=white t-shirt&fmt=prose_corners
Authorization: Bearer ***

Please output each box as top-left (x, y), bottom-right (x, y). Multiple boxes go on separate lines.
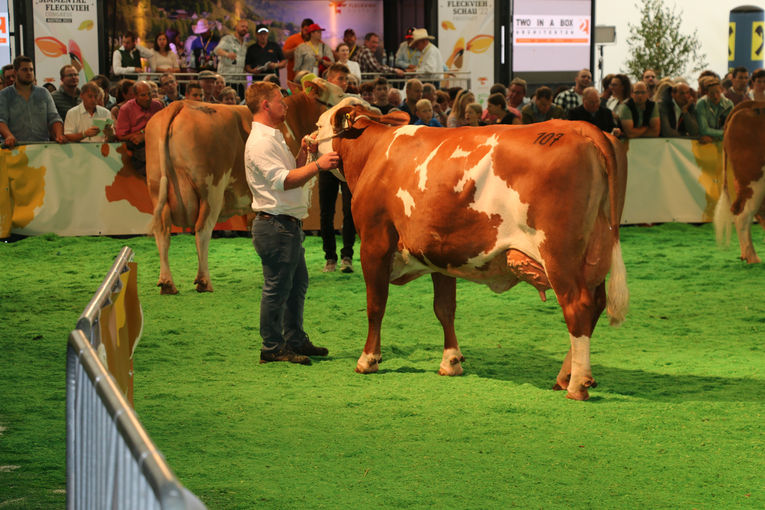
top-left (64, 103), bottom-right (112, 142)
top-left (244, 121), bottom-right (316, 218)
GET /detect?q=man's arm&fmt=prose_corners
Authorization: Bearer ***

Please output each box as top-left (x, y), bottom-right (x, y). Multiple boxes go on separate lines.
top-left (283, 147), bottom-right (340, 190)
top-left (645, 115), bottom-right (660, 138)
top-left (112, 49), bottom-right (141, 75)
top-left (44, 92), bottom-right (65, 143)
top-left (50, 121), bottom-right (66, 144)
top-left (0, 121), bottom-right (16, 147)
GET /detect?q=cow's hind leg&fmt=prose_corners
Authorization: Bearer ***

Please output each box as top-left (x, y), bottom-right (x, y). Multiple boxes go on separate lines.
top-left (355, 232), bottom-right (395, 374)
top-left (154, 202), bottom-right (178, 294)
top-left (431, 273), bottom-right (464, 376)
top-left (193, 199), bottom-right (219, 292)
top-left (734, 177), bottom-right (765, 263)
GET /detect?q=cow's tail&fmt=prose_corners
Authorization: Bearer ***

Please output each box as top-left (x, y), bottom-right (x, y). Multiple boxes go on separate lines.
top-left (149, 102), bottom-right (185, 235)
top-left (713, 145), bottom-right (733, 246)
top-left (607, 241), bottom-right (628, 326)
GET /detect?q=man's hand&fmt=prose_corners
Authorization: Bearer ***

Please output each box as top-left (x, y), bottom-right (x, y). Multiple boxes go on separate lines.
top-left (699, 135), bottom-right (715, 144)
top-left (54, 132), bottom-right (67, 144)
top-left (302, 135), bottom-right (319, 154)
top-left (128, 131), bottom-right (145, 145)
top-left (394, 68), bottom-right (405, 77)
top-left (134, 67), bottom-right (143, 73)
top-left (84, 126), bottom-right (100, 138)
top-left (3, 134), bottom-right (16, 148)
top-left (316, 151), bottom-right (340, 170)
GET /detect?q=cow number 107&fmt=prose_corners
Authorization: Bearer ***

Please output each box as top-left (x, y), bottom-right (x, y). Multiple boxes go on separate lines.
top-left (534, 132), bottom-right (565, 147)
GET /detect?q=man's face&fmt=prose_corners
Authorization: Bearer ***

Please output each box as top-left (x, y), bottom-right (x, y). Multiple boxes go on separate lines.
top-left (344, 33), bottom-right (356, 47)
top-left (643, 70), bottom-right (656, 86)
top-left (707, 84), bottom-right (723, 104)
top-left (214, 76), bottom-right (225, 95)
top-left (135, 84), bottom-right (152, 109)
top-left (582, 92), bottom-right (600, 113)
top-left (264, 89), bottom-right (287, 123)
top-left (81, 89), bottom-right (98, 111)
top-left (187, 87), bottom-right (203, 101)
top-left (236, 21), bottom-right (249, 38)
top-left (407, 82), bottom-right (423, 102)
top-left (575, 70), bottom-right (592, 89)
top-left (16, 62), bottom-right (34, 86)
top-left (753, 76), bottom-right (765, 92)
top-left (301, 24), bottom-right (312, 38)
top-left (221, 94), bottom-right (236, 105)
top-left (632, 83), bottom-right (648, 105)
top-left (413, 39), bottom-right (428, 52)
top-left (256, 30), bottom-right (269, 46)
top-left (536, 97), bottom-right (551, 115)
top-left (672, 84), bottom-right (691, 107)
top-left (123, 36), bottom-right (135, 51)
top-left (200, 78), bottom-right (215, 95)
top-left (416, 103), bottom-right (433, 123)
top-left (3, 69), bottom-right (14, 87)
top-left (507, 84), bottom-right (525, 107)
top-left (373, 84), bottom-right (388, 103)
top-left (327, 71), bottom-right (349, 92)
top-left (61, 66), bottom-right (79, 90)
top-left (160, 75), bottom-right (177, 96)
top-left (366, 35), bottom-right (380, 52)
top-left (732, 71), bottom-right (749, 92)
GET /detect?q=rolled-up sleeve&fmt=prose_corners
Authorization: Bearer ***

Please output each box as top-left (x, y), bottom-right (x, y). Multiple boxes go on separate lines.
top-left (246, 138), bottom-right (290, 191)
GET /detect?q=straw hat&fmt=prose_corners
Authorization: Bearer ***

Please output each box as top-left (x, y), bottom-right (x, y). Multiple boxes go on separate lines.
top-left (409, 28), bottom-right (434, 46)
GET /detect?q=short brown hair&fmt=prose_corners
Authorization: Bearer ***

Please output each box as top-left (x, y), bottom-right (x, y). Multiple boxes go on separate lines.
top-left (246, 81), bottom-right (280, 113)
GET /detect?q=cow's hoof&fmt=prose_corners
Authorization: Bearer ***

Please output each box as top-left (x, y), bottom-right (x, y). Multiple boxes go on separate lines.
top-left (355, 352), bottom-right (381, 373)
top-left (438, 348), bottom-right (464, 376)
top-left (194, 279), bottom-right (214, 292)
top-left (553, 375), bottom-right (570, 391)
top-left (565, 389), bottom-right (590, 401)
top-left (741, 255), bottom-right (761, 264)
top-left (158, 281), bottom-right (178, 295)
top-left (565, 377), bottom-right (597, 400)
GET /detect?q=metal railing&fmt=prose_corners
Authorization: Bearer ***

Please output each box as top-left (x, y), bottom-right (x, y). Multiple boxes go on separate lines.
top-left (66, 246), bottom-right (206, 510)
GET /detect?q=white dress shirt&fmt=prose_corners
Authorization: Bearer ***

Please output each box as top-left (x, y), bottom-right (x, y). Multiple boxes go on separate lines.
top-left (64, 103), bottom-right (112, 142)
top-left (111, 45), bottom-right (154, 76)
top-left (244, 121), bottom-right (315, 218)
top-left (416, 43), bottom-right (445, 78)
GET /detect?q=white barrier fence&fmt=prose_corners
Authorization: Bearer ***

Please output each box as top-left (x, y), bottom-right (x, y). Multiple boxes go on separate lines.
top-left (66, 247), bottom-right (206, 509)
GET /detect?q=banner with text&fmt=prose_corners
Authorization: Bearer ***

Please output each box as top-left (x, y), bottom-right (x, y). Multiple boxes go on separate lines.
top-left (32, 0), bottom-right (99, 86)
top-left (438, 0), bottom-right (495, 105)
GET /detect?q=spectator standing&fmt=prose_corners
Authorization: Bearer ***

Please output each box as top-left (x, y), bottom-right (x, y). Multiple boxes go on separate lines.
top-left (115, 81), bottom-right (163, 175)
top-left (319, 63), bottom-right (356, 273)
top-left (197, 70), bottom-right (219, 103)
top-left (395, 27), bottom-right (420, 70)
top-left (112, 32), bottom-right (152, 78)
top-left (408, 29), bottom-right (445, 80)
top-left (725, 66), bottom-right (750, 105)
top-left (554, 68), bottom-right (592, 115)
top-left (521, 86), bottom-right (564, 124)
top-left (356, 33), bottom-right (404, 78)
top-left (64, 82), bottom-right (113, 142)
top-left (607, 74), bottom-right (631, 111)
top-left (486, 92), bottom-right (520, 125)
top-left (659, 82), bottom-right (699, 137)
top-left (695, 78), bottom-right (733, 143)
top-left (190, 20), bottom-right (219, 71)
top-left (343, 29), bottom-right (360, 61)
top-left (215, 19), bottom-right (249, 76)
top-left (244, 81), bottom-right (339, 364)
top-left (398, 78), bottom-right (423, 123)
top-left (245, 24), bottom-right (286, 77)
top-left (642, 69), bottom-right (658, 97)
top-left (413, 98), bottom-right (442, 126)
top-left (335, 42), bottom-right (361, 81)
top-left (159, 73), bottom-right (183, 105)
top-left (294, 24), bottom-right (334, 76)
top-left (283, 18), bottom-right (313, 82)
top-left (371, 77), bottom-right (393, 114)
top-left (567, 87), bottom-right (620, 135)
top-left (148, 33), bottom-right (180, 73)
top-left (0, 56), bottom-right (64, 147)
top-left (51, 64), bottom-right (81, 121)
top-left (750, 68), bottom-right (765, 101)
top-left (615, 81), bottom-right (660, 138)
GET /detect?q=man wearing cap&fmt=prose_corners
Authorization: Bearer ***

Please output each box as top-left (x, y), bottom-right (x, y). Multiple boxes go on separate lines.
top-left (294, 23), bottom-right (334, 76)
top-left (197, 70), bottom-right (219, 102)
top-left (215, 19), bottom-right (249, 78)
top-left (409, 28), bottom-right (444, 80)
top-left (357, 32), bottom-right (404, 77)
top-left (343, 29), bottom-right (359, 61)
top-left (395, 27), bottom-right (421, 71)
top-left (112, 31), bottom-right (153, 78)
top-left (245, 24), bottom-right (286, 77)
top-left (190, 19), bottom-right (219, 71)
top-left (283, 18), bottom-right (314, 82)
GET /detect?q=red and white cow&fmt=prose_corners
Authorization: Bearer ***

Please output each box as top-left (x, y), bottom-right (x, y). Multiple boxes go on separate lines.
top-left (314, 99), bottom-right (629, 400)
top-left (146, 80), bottom-right (344, 294)
top-left (714, 100), bottom-right (765, 263)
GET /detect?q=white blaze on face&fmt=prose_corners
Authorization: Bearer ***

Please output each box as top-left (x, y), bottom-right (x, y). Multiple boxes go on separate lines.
top-left (385, 125), bottom-right (422, 160)
top-left (453, 134), bottom-right (546, 265)
top-left (396, 188), bottom-right (415, 216)
top-left (314, 97), bottom-right (368, 156)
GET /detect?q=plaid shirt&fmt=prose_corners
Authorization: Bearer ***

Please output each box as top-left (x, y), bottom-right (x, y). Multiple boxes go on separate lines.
top-left (554, 87), bottom-right (582, 114)
top-left (356, 46), bottom-right (398, 75)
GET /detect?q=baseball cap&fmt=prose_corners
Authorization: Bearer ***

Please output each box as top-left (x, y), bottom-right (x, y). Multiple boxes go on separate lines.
top-left (256, 24), bottom-right (269, 33)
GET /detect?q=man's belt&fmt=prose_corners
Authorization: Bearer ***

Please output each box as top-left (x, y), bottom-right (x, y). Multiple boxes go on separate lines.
top-left (256, 211), bottom-right (301, 224)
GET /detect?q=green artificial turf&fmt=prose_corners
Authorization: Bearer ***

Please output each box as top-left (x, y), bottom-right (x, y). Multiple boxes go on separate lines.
top-left (1, 224), bottom-right (764, 509)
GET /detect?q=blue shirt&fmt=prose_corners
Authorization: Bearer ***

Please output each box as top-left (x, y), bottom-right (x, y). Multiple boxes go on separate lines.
top-left (413, 117), bottom-right (443, 127)
top-left (0, 85), bottom-right (62, 143)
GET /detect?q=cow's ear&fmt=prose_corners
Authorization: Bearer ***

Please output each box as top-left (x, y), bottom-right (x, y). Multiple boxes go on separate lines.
top-left (332, 106), bottom-right (356, 131)
top-left (286, 81), bottom-right (302, 96)
top-left (379, 111), bottom-right (410, 127)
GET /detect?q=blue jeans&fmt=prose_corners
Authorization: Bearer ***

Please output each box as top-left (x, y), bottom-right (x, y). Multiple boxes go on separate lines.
top-left (252, 214), bottom-right (308, 352)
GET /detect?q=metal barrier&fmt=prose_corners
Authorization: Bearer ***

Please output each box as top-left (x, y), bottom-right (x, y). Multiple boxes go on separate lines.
top-left (66, 246), bottom-right (206, 510)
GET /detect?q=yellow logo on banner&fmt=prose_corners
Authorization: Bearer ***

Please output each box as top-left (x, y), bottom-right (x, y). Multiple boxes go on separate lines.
top-left (753, 22), bottom-right (764, 60)
top-left (729, 22), bottom-right (735, 61)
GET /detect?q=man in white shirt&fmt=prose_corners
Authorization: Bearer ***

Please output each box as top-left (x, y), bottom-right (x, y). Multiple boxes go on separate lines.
top-left (111, 32), bottom-right (153, 78)
top-left (244, 81), bottom-right (339, 364)
top-left (64, 82), bottom-right (113, 142)
top-left (408, 28), bottom-right (444, 80)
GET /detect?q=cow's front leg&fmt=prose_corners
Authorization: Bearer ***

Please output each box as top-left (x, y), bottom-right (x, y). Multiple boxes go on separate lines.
top-left (194, 200), bottom-right (217, 292)
top-left (154, 203), bottom-right (178, 294)
top-left (432, 273), bottom-right (464, 376)
top-left (355, 235), bottom-right (394, 374)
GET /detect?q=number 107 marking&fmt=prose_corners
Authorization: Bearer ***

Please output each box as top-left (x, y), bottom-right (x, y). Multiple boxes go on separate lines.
top-left (534, 132), bottom-right (565, 146)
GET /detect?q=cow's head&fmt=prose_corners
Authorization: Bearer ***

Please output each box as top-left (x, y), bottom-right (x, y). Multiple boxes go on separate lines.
top-left (302, 77), bottom-right (346, 107)
top-left (314, 98), bottom-right (408, 153)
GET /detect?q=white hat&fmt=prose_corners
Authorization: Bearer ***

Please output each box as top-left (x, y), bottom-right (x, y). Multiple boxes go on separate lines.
top-left (409, 28), bottom-right (435, 46)
top-left (192, 19), bottom-right (211, 34)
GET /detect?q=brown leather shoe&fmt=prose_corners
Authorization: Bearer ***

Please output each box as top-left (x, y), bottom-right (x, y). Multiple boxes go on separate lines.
top-left (293, 340), bottom-right (329, 357)
top-left (260, 346), bottom-right (311, 365)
